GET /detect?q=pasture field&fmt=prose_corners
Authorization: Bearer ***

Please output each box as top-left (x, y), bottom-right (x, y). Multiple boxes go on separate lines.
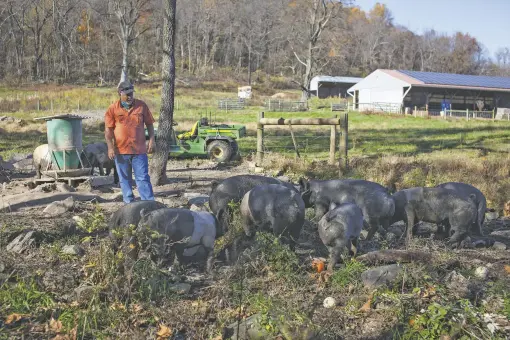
top-left (0, 83), bottom-right (510, 339)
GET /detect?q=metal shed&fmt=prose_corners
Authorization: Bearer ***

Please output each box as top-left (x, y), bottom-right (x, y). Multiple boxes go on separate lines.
top-left (347, 69), bottom-right (510, 115)
top-left (310, 75), bottom-right (363, 99)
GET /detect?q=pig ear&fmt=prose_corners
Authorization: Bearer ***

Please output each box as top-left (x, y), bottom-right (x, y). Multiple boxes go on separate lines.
top-left (468, 193), bottom-right (476, 202)
top-left (139, 208), bottom-right (149, 221)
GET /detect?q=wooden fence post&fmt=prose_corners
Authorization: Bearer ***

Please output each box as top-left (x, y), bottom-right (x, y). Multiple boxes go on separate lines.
top-left (288, 123), bottom-right (300, 159)
top-left (339, 113), bottom-right (348, 174)
top-left (329, 115), bottom-right (337, 165)
top-left (256, 112), bottom-right (264, 165)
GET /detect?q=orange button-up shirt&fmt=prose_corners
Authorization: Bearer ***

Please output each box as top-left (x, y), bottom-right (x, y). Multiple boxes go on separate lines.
top-left (104, 99), bottom-right (155, 155)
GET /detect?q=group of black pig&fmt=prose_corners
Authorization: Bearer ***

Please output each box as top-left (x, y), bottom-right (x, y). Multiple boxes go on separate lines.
top-left (108, 174), bottom-right (487, 273)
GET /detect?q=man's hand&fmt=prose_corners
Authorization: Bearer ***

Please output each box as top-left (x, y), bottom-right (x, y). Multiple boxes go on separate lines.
top-left (108, 147), bottom-right (116, 160)
top-left (147, 137), bottom-right (156, 154)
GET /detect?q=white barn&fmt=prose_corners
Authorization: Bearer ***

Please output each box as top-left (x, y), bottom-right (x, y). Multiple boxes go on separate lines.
top-left (347, 69), bottom-right (510, 114)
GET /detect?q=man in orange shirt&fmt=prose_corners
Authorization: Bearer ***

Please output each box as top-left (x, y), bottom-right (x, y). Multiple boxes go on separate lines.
top-left (104, 80), bottom-right (156, 203)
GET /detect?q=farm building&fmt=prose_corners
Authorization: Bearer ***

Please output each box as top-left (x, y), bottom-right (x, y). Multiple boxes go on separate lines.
top-left (310, 75), bottom-right (363, 98)
top-left (347, 69), bottom-right (510, 114)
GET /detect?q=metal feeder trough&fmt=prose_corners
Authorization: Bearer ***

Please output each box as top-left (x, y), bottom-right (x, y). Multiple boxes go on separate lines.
top-left (34, 114), bottom-right (93, 185)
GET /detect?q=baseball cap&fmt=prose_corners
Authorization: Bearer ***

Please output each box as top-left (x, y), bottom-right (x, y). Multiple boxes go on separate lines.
top-left (117, 80), bottom-right (134, 94)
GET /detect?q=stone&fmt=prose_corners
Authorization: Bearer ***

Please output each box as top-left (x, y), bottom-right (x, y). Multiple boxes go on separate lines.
top-left (57, 183), bottom-right (76, 193)
top-left (61, 245), bottom-right (85, 256)
top-left (89, 176), bottom-right (114, 187)
top-left (169, 282), bottom-right (191, 295)
top-left (475, 266), bottom-right (489, 280)
top-left (74, 286), bottom-right (97, 304)
top-left (62, 196), bottom-right (75, 209)
top-left (31, 183), bottom-right (56, 193)
top-left (493, 241), bottom-right (507, 250)
top-left (253, 167), bottom-right (264, 174)
top-left (323, 297), bottom-right (336, 308)
top-left (491, 230), bottom-right (510, 239)
top-left (109, 192), bottom-right (124, 201)
top-left (6, 231), bottom-right (36, 253)
top-left (445, 271), bottom-right (471, 299)
top-left (361, 264), bottom-right (402, 289)
top-left (7, 153), bottom-right (32, 163)
top-left (486, 211), bottom-right (499, 221)
top-left (43, 202), bottom-right (68, 216)
top-left (187, 196), bottom-right (209, 206)
top-left (12, 158), bottom-right (33, 170)
top-left (183, 192), bottom-right (202, 198)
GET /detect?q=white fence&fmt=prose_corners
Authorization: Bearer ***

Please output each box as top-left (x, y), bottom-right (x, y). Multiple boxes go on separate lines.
top-left (351, 102), bottom-right (499, 121)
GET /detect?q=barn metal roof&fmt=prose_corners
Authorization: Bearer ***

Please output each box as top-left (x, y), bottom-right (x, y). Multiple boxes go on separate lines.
top-left (398, 70), bottom-right (510, 90)
top-left (310, 75), bottom-right (363, 91)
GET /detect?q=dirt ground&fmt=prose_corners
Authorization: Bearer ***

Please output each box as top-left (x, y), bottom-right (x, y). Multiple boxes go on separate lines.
top-left (1, 158), bottom-right (510, 340)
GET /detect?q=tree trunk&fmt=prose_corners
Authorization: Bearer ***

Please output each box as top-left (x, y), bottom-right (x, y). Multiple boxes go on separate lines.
top-left (149, 0), bottom-right (176, 185)
top-left (120, 28), bottom-right (129, 82)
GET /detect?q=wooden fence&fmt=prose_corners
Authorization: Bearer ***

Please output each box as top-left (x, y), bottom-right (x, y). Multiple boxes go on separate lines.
top-left (256, 112), bottom-right (348, 173)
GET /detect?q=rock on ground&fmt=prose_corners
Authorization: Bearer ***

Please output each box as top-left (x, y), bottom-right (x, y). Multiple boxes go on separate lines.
top-left (57, 183), bottom-right (76, 193)
top-left (61, 245), bottom-right (85, 256)
top-left (493, 241), bottom-right (507, 250)
top-left (361, 264), bottom-right (402, 289)
top-left (43, 197), bottom-right (75, 216)
top-left (6, 231), bottom-right (36, 253)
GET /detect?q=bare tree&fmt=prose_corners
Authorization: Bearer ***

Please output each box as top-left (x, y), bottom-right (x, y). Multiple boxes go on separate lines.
top-left (149, 0), bottom-right (175, 185)
top-left (287, 0), bottom-right (339, 101)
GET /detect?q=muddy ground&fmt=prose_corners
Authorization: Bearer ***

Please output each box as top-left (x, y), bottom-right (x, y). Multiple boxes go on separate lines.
top-left (1, 159), bottom-right (510, 340)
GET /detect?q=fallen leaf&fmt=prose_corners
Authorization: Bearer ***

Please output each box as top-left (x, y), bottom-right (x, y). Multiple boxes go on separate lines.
top-left (358, 294), bottom-right (373, 312)
top-left (69, 301), bottom-right (79, 307)
top-left (69, 326), bottom-right (77, 340)
top-left (131, 303), bottom-right (143, 313)
top-left (5, 313), bottom-right (26, 324)
top-left (51, 335), bottom-right (70, 340)
top-left (110, 302), bottom-right (126, 311)
top-left (128, 243), bottom-right (136, 249)
top-left (210, 335), bottom-right (222, 340)
top-left (156, 324), bottom-right (172, 339)
top-left (49, 318), bottom-right (63, 333)
top-left (504, 265), bottom-right (510, 275)
top-left (312, 259), bottom-right (325, 273)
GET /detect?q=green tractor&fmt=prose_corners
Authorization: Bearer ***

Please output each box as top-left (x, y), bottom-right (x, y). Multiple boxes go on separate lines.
top-left (145, 117), bottom-right (246, 162)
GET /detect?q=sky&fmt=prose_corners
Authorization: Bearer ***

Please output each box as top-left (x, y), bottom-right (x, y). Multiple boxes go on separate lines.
top-left (353, 0), bottom-right (510, 59)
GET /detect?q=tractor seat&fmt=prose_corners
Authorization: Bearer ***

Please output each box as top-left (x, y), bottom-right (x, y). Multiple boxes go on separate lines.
top-left (177, 121), bottom-right (199, 140)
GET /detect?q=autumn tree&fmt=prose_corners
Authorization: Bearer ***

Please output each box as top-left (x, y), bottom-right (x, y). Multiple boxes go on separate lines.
top-left (286, 0), bottom-right (341, 101)
top-left (149, 0), bottom-right (175, 185)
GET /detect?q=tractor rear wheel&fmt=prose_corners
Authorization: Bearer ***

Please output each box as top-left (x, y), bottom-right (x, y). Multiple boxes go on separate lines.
top-left (207, 140), bottom-right (233, 163)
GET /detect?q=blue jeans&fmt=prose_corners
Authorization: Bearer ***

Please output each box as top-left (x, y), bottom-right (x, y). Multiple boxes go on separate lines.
top-left (114, 154), bottom-right (155, 204)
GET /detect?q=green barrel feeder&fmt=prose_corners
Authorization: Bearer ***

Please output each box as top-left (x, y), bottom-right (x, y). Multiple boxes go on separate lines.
top-left (34, 114), bottom-right (91, 178)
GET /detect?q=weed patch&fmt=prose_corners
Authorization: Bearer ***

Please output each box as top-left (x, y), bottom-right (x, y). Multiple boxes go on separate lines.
top-left (330, 259), bottom-right (367, 289)
top-left (0, 278), bottom-right (54, 314)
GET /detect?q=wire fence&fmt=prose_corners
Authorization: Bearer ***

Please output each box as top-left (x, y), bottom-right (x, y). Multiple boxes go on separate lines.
top-left (259, 126), bottom-right (340, 161)
top-left (264, 99), bottom-right (307, 112)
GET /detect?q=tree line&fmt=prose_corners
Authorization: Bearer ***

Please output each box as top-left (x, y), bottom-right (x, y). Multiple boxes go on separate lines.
top-left (1, 0), bottom-right (509, 90)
